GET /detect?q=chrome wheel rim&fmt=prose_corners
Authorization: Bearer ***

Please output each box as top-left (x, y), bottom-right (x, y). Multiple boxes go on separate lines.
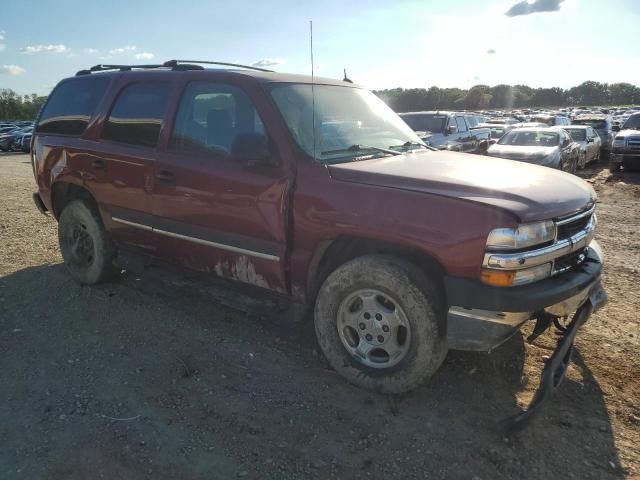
top-left (336, 289), bottom-right (411, 369)
top-left (63, 222), bottom-right (95, 268)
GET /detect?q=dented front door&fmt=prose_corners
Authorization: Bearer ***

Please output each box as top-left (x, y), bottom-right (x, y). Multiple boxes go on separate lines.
top-left (150, 80), bottom-right (290, 293)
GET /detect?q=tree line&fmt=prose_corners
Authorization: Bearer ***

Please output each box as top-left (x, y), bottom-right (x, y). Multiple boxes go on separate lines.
top-left (2, 80), bottom-right (639, 121)
top-left (0, 89), bottom-right (48, 121)
top-left (375, 81), bottom-right (640, 112)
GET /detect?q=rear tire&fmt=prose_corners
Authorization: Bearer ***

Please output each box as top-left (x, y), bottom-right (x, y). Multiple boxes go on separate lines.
top-left (314, 255), bottom-right (447, 394)
top-left (58, 200), bottom-right (117, 285)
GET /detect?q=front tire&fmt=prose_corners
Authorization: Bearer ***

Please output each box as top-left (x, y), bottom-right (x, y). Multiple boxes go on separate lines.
top-left (314, 255), bottom-right (447, 394)
top-left (58, 200), bottom-right (117, 285)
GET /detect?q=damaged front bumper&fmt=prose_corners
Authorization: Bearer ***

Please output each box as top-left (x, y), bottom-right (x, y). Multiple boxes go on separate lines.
top-left (444, 241), bottom-right (607, 428)
top-left (445, 241), bottom-right (605, 352)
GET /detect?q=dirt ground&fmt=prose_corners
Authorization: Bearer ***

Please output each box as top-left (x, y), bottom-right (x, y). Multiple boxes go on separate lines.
top-left (1, 153), bottom-right (638, 480)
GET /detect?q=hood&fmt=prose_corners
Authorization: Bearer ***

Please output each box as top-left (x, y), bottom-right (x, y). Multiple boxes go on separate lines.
top-left (487, 145), bottom-right (556, 162)
top-left (617, 129), bottom-right (640, 138)
top-left (328, 150), bottom-right (595, 223)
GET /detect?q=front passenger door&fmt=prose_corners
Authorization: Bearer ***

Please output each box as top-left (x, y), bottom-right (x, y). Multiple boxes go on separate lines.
top-left (455, 116), bottom-right (473, 152)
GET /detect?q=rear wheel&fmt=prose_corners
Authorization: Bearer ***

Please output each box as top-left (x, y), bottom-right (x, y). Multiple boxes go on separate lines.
top-left (58, 200), bottom-right (117, 285)
top-left (314, 255), bottom-right (447, 394)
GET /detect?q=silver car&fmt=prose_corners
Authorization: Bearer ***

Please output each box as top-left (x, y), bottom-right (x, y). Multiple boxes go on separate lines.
top-left (487, 127), bottom-right (579, 172)
top-left (552, 125), bottom-right (601, 168)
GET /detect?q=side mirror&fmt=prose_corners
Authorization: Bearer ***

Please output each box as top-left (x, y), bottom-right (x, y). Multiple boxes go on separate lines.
top-left (447, 125), bottom-right (458, 135)
top-left (587, 137), bottom-right (594, 143)
top-left (612, 125), bottom-right (621, 132)
top-left (231, 133), bottom-right (277, 167)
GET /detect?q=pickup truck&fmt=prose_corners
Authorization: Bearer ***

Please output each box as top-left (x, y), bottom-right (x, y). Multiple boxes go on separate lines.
top-left (399, 111), bottom-right (491, 154)
top-left (32, 62), bottom-right (606, 414)
top-left (609, 112), bottom-right (640, 171)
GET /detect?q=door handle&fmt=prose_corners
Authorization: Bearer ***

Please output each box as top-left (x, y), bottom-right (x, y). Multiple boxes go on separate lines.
top-left (156, 170), bottom-right (175, 184)
top-left (91, 159), bottom-right (106, 170)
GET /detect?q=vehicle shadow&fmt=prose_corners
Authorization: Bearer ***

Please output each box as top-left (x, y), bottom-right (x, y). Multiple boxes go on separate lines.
top-left (0, 263), bottom-right (625, 479)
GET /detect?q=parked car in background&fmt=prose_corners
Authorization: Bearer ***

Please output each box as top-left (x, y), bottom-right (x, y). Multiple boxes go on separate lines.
top-left (31, 61), bottom-right (606, 398)
top-left (0, 128), bottom-right (20, 151)
top-left (399, 111), bottom-right (490, 154)
top-left (552, 125), bottom-right (601, 168)
top-left (487, 127), bottom-right (579, 172)
top-left (20, 132), bottom-right (32, 153)
top-left (15, 127), bottom-right (33, 152)
top-left (610, 112), bottom-right (640, 171)
top-left (530, 114), bottom-right (571, 127)
top-left (571, 115), bottom-right (614, 157)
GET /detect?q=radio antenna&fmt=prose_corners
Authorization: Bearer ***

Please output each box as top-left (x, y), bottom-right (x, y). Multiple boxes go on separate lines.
top-left (310, 20), bottom-right (318, 164)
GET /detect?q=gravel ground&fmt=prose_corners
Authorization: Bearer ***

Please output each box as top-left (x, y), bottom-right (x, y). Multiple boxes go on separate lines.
top-left (1, 153), bottom-right (638, 479)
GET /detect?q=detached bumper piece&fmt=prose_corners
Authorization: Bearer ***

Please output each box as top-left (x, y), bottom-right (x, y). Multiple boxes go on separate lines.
top-left (509, 280), bottom-right (607, 431)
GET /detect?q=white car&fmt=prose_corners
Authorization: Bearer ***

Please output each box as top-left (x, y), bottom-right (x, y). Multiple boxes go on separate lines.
top-left (552, 125), bottom-right (601, 168)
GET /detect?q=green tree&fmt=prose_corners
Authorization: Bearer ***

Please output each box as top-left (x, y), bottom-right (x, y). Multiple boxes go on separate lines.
top-left (0, 89), bottom-right (48, 120)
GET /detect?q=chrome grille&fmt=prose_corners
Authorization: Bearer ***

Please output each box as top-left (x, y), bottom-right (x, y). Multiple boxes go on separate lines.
top-left (556, 214), bottom-right (592, 241)
top-left (628, 138), bottom-right (640, 151)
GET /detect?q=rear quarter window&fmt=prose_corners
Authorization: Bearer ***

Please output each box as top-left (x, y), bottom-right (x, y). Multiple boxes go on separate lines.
top-left (36, 76), bottom-right (110, 136)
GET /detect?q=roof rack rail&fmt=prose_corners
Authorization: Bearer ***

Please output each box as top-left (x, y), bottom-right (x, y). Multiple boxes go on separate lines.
top-left (163, 59), bottom-right (274, 73)
top-left (75, 59), bottom-right (273, 76)
top-left (75, 62), bottom-right (205, 76)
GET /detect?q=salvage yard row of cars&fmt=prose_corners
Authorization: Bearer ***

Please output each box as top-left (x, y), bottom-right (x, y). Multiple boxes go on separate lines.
top-left (400, 107), bottom-right (640, 173)
top-left (0, 121), bottom-right (34, 152)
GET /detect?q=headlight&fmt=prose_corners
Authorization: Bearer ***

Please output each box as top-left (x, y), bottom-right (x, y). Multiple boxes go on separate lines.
top-left (613, 137), bottom-right (625, 146)
top-left (540, 150), bottom-right (560, 166)
top-left (486, 220), bottom-right (556, 250)
top-left (481, 263), bottom-right (552, 287)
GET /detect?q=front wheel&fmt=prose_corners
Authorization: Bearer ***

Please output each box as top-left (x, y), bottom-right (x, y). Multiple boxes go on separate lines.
top-left (58, 200), bottom-right (117, 285)
top-left (314, 255), bottom-right (447, 394)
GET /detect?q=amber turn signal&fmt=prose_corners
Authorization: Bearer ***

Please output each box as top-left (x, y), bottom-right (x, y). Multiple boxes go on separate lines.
top-left (480, 270), bottom-right (516, 287)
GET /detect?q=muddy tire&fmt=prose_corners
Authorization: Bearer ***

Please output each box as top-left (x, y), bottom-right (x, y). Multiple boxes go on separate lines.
top-left (58, 200), bottom-right (117, 285)
top-left (314, 255), bottom-right (447, 394)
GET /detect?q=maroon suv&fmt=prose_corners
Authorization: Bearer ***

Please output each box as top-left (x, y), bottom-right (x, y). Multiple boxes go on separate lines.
top-left (31, 61), bottom-right (606, 409)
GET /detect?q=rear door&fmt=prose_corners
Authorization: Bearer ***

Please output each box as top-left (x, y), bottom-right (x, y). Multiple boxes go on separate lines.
top-left (151, 79), bottom-right (291, 292)
top-left (87, 80), bottom-right (174, 252)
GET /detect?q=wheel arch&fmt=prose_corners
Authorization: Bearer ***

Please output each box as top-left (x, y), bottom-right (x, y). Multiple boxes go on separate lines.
top-left (306, 235), bottom-right (448, 305)
top-left (51, 181), bottom-right (100, 220)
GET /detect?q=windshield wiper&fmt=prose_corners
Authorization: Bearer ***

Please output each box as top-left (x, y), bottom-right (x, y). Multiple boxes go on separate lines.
top-left (321, 144), bottom-right (399, 157)
top-left (389, 141), bottom-right (435, 152)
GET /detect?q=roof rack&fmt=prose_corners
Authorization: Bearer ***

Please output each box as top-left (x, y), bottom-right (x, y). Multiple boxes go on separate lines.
top-left (76, 59), bottom-right (273, 76)
top-left (163, 60), bottom-right (274, 73)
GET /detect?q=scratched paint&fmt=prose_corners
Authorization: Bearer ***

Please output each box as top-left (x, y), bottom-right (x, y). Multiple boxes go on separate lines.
top-left (214, 256), bottom-right (270, 289)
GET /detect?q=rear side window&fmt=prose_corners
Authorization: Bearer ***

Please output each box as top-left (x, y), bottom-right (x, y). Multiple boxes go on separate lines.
top-left (101, 82), bottom-right (171, 148)
top-left (36, 77), bottom-right (109, 136)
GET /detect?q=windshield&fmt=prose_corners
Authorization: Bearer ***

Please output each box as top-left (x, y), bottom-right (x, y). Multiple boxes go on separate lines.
top-left (490, 127), bottom-right (506, 139)
top-left (400, 114), bottom-right (446, 133)
top-left (270, 84), bottom-right (424, 163)
top-left (498, 130), bottom-right (559, 147)
top-left (622, 115), bottom-right (640, 130)
top-left (565, 129), bottom-right (586, 141)
top-left (573, 119), bottom-right (607, 129)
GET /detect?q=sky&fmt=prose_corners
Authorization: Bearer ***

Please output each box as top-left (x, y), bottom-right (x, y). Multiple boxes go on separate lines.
top-left (0, 0), bottom-right (638, 96)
